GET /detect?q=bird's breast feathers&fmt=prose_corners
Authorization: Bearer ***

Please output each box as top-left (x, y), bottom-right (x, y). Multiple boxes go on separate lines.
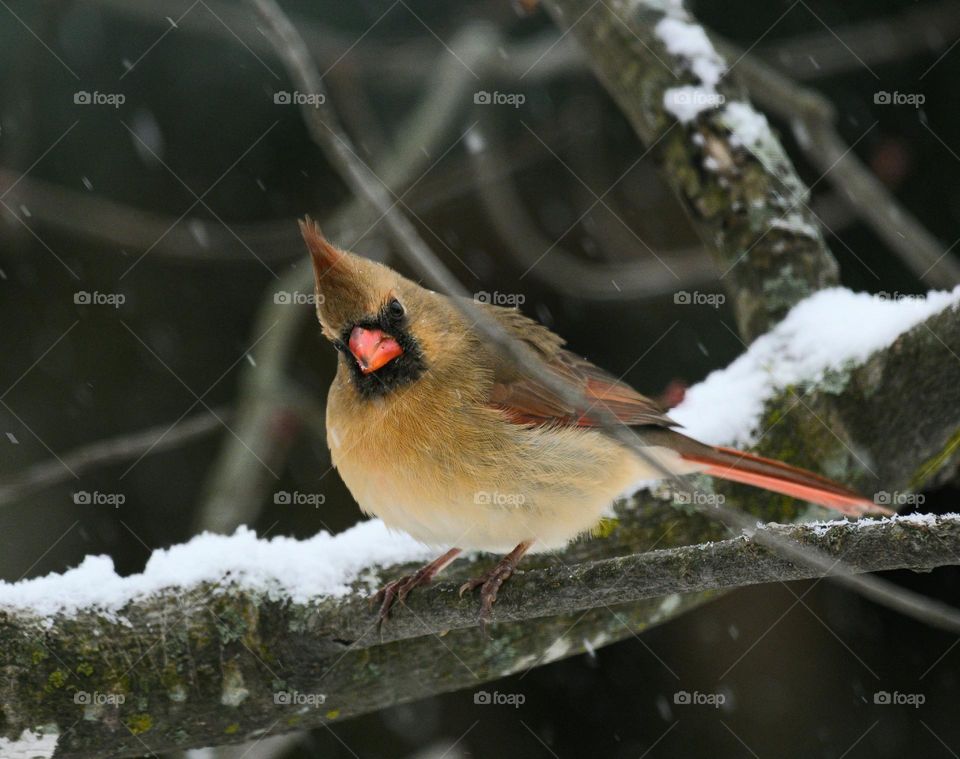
top-left (324, 373), bottom-right (670, 552)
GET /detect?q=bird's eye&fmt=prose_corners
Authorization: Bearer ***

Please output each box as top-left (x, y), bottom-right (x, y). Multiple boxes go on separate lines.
top-left (387, 298), bottom-right (405, 321)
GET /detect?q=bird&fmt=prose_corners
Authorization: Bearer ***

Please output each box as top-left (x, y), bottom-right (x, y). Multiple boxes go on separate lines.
top-left (298, 216), bottom-right (890, 627)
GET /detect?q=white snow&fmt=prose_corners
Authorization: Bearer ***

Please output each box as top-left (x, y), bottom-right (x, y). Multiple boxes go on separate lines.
top-left (764, 512), bottom-right (958, 538)
top-left (0, 729), bottom-right (59, 758)
top-left (771, 212), bottom-right (820, 238)
top-left (672, 286), bottom-right (960, 446)
top-left (663, 85), bottom-right (725, 125)
top-left (722, 101), bottom-right (771, 148)
top-left (655, 18), bottom-right (725, 88)
top-left (653, 14), bottom-right (784, 167)
top-left (541, 637), bottom-right (572, 663)
top-left (0, 521), bottom-right (432, 618)
top-left (655, 16), bottom-right (727, 123)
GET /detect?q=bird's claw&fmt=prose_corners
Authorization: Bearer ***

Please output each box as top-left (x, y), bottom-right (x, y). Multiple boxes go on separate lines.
top-left (371, 576), bottom-right (403, 628)
top-left (371, 572), bottom-right (424, 625)
top-left (458, 560), bottom-right (519, 633)
top-left (372, 554), bottom-right (455, 627)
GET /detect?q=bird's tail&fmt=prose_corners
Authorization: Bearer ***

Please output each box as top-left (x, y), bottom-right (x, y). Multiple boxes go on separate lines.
top-left (643, 429), bottom-right (891, 517)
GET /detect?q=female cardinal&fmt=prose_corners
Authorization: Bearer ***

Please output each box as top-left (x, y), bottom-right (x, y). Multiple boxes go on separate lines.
top-left (299, 217), bottom-right (888, 626)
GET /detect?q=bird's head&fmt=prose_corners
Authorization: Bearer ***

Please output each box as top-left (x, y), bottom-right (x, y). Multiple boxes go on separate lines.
top-left (299, 216), bottom-right (461, 399)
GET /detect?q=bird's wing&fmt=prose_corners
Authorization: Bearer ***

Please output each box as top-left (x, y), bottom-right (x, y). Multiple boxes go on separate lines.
top-left (470, 302), bottom-right (888, 517)
top-left (473, 301), bottom-right (676, 429)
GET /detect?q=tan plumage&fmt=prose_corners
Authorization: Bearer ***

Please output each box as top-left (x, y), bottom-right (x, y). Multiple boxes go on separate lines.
top-left (299, 217), bottom-right (889, 623)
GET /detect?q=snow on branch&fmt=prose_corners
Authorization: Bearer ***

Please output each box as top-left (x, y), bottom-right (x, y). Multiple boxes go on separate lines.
top-left (672, 286), bottom-right (960, 447)
top-left (1, 514), bottom-right (958, 759)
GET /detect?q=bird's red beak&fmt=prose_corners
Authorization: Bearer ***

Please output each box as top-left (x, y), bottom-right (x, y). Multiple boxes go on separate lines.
top-left (348, 326), bottom-right (403, 374)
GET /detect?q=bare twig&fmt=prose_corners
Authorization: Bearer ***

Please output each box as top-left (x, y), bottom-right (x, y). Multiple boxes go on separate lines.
top-left (94, 0), bottom-right (578, 85)
top-left (0, 406), bottom-right (231, 507)
top-left (468, 112), bottom-right (717, 301)
top-left (715, 36), bottom-right (960, 288)
top-left (0, 170), bottom-right (304, 264)
top-left (756, 0), bottom-right (960, 80)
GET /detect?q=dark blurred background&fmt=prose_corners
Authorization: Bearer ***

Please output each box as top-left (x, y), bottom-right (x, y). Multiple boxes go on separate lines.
top-left (1, 0), bottom-right (959, 756)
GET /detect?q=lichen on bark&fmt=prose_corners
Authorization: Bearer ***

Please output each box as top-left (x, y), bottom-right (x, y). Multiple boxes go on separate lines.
top-left (541, 0), bottom-right (840, 340)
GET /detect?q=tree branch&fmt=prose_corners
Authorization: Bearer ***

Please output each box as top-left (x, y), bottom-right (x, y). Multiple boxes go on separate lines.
top-left (1, 513), bottom-right (956, 758)
top-left (540, 0), bottom-right (841, 341)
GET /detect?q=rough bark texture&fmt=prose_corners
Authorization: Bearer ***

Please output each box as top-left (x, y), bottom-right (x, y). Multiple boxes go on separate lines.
top-left (1, 513), bottom-right (957, 759)
top-left (540, 0), bottom-right (841, 340)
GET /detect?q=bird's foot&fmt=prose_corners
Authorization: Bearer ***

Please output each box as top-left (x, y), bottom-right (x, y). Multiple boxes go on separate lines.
top-left (458, 541), bottom-right (533, 633)
top-left (371, 548), bottom-right (461, 626)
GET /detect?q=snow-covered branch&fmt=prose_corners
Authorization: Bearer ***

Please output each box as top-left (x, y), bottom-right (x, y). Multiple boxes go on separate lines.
top-left (1, 513), bottom-right (958, 759)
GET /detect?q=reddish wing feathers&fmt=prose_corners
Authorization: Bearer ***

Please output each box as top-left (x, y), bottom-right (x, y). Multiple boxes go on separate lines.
top-left (489, 348), bottom-right (677, 428)
top-left (476, 300), bottom-right (673, 428)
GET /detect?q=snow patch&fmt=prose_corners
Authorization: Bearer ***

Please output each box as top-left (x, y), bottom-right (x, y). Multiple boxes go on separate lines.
top-left (655, 16), bottom-right (727, 123)
top-left (655, 18), bottom-right (725, 88)
top-left (658, 593), bottom-right (682, 615)
top-left (672, 286), bottom-right (960, 446)
top-left (662, 85), bottom-right (725, 124)
top-left (785, 512), bottom-right (958, 538)
top-left (771, 212), bottom-right (819, 238)
top-left (542, 637), bottom-right (572, 663)
top-left (0, 728), bottom-right (59, 759)
top-left (0, 521), bottom-right (432, 618)
top-left (722, 101), bottom-right (772, 148)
